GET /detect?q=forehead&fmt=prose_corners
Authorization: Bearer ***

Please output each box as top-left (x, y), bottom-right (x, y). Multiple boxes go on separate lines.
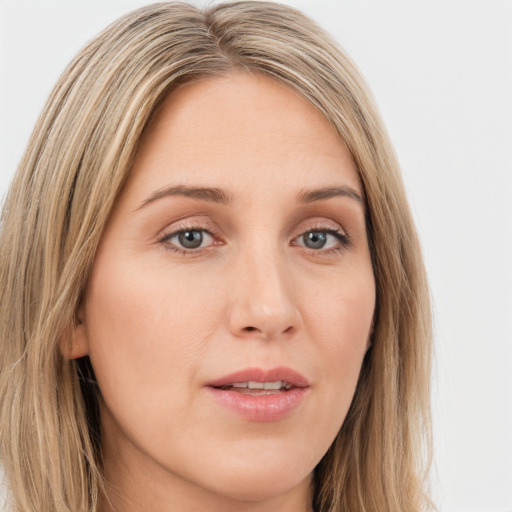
top-left (127, 71), bottom-right (362, 201)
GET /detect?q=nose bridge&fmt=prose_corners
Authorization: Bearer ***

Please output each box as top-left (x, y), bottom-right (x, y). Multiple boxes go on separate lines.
top-left (229, 236), bottom-right (299, 339)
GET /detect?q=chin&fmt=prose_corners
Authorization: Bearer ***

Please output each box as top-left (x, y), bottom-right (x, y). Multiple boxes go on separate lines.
top-left (207, 469), bottom-right (312, 504)
top-left (195, 450), bottom-right (315, 503)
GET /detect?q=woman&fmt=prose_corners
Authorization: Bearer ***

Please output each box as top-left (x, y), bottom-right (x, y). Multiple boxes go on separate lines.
top-left (0, 2), bottom-right (433, 511)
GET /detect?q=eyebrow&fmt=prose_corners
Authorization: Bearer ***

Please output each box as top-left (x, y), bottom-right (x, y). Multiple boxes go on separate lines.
top-left (137, 184), bottom-right (364, 211)
top-left (296, 186), bottom-right (364, 205)
top-left (137, 185), bottom-right (232, 210)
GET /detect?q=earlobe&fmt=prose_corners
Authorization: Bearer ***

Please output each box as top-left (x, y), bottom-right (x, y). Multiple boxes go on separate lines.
top-left (60, 313), bottom-right (90, 360)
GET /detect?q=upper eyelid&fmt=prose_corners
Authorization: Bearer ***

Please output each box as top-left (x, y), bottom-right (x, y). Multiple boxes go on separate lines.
top-left (156, 216), bottom-right (349, 241)
top-left (157, 217), bottom-right (220, 238)
top-left (158, 227), bottom-right (218, 255)
top-left (159, 228), bottom-right (348, 257)
top-left (293, 218), bottom-right (347, 236)
top-left (292, 228), bottom-right (350, 245)
top-left (159, 228), bottom-right (349, 253)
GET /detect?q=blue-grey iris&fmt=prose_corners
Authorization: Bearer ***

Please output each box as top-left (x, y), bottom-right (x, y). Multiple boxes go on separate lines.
top-left (303, 231), bottom-right (327, 249)
top-left (178, 230), bottom-right (203, 249)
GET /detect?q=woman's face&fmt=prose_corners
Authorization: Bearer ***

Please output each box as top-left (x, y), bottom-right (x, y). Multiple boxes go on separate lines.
top-left (76, 72), bottom-right (375, 510)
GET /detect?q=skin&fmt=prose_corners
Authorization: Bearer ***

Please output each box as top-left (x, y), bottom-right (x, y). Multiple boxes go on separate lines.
top-left (73, 72), bottom-right (376, 512)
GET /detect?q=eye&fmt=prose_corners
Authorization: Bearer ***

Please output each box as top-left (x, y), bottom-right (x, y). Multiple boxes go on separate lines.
top-left (162, 229), bottom-right (215, 252)
top-left (294, 229), bottom-right (349, 252)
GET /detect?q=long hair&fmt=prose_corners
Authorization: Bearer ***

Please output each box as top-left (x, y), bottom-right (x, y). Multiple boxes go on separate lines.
top-left (0, 2), bottom-right (433, 511)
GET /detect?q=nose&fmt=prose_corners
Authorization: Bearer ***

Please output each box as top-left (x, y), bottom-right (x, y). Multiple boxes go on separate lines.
top-left (227, 247), bottom-right (301, 341)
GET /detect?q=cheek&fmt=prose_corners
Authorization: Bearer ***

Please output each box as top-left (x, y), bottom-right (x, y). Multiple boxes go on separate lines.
top-left (301, 261), bottom-right (374, 347)
top-left (86, 250), bottom-right (220, 347)
top-left (82, 254), bottom-right (222, 421)
top-left (85, 246), bottom-right (240, 412)
top-left (81, 255), bottom-right (238, 475)
top-left (300, 268), bottom-right (374, 425)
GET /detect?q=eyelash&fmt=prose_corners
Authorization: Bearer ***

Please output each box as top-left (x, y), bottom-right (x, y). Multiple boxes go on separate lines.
top-left (157, 224), bottom-right (351, 256)
top-left (293, 227), bottom-right (351, 256)
top-left (157, 223), bottom-right (219, 256)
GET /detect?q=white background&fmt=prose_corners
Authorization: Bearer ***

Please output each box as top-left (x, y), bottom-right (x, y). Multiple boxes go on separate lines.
top-left (1, 1), bottom-right (511, 511)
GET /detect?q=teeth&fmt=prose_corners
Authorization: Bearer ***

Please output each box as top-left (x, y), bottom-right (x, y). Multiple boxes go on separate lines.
top-left (230, 381), bottom-right (290, 390)
top-left (263, 381), bottom-right (282, 390)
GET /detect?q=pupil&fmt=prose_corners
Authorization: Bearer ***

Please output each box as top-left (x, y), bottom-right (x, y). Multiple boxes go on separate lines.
top-left (304, 231), bottom-right (327, 249)
top-left (178, 230), bottom-right (203, 249)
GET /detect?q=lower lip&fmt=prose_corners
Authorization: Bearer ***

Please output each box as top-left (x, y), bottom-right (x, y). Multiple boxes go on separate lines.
top-left (207, 387), bottom-right (308, 422)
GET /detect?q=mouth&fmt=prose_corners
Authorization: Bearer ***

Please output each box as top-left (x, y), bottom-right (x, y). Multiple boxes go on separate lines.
top-left (215, 380), bottom-right (293, 395)
top-left (206, 367), bottom-right (309, 422)
top-left (207, 366), bottom-right (309, 391)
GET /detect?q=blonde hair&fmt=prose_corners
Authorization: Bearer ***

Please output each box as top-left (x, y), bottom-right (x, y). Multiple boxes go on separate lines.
top-left (0, 2), bottom-right (433, 511)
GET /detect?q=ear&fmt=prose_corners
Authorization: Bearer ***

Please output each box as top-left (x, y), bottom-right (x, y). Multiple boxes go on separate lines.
top-left (60, 306), bottom-right (90, 360)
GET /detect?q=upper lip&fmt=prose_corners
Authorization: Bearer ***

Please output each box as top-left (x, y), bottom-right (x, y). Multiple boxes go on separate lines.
top-left (207, 366), bottom-right (309, 388)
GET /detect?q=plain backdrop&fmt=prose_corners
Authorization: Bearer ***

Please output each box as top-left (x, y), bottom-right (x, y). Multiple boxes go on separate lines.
top-left (1, 1), bottom-right (511, 511)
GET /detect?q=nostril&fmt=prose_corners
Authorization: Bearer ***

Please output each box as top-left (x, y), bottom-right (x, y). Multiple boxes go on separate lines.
top-left (240, 325), bottom-right (294, 338)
